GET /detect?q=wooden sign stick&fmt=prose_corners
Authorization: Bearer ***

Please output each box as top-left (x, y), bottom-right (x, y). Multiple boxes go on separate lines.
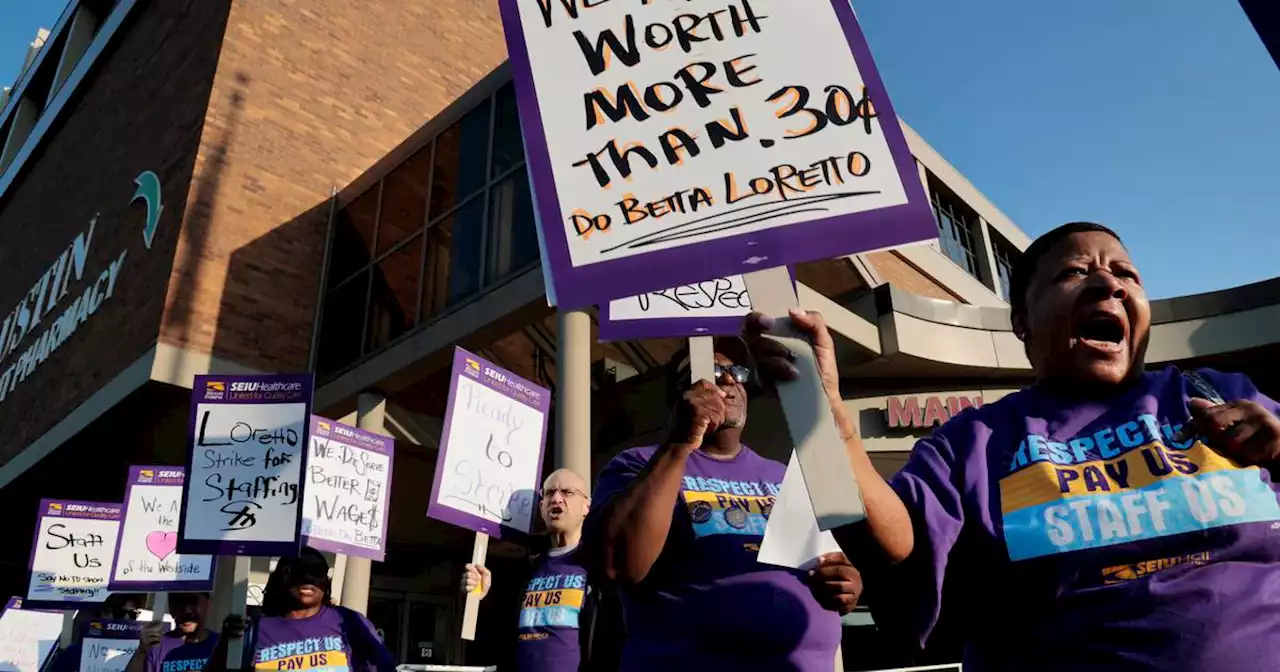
top-left (688, 336), bottom-right (716, 383)
top-left (218, 556), bottom-right (251, 669)
top-left (460, 532), bottom-right (489, 641)
top-left (741, 266), bottom-right (866, 530)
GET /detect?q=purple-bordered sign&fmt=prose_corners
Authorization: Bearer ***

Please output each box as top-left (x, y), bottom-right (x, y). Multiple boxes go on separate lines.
top-left (3, 597), bottom-right (21, 612)
top-left (499, 0), bottom-right (936, 311)
top-left (26, 500), bottom-right (122, 609)
top-left (79, 619), bottom-right (159, 672)
top-left (598, 269), bottom-right (798, 341)
top-left (109, 467), bottom-right (215, 592)
top-left (178, 374), bottom-right (313, 557)
top-left (427, 348), bottom-right (551, 538)
top-left (302, 417), bottom-right (395, 561)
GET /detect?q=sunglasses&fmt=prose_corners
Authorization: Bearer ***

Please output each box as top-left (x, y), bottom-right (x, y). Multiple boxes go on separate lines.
top-left (714, 364), bottom-right (751, 384)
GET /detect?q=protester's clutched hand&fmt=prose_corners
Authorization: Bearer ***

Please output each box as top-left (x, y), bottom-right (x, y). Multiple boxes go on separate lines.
top-left (463, 563), bottom-right (491, 599)
top-left (807, 552), bottom-right (862, 615)
top-left (669, 380), bottom-right (728, 447)
top-left (139, 621), bottom-right (165, 650)
top-left (743, 309), bottom-right (842, 404)
top-left (222, 613), bottom-right (246, 639)
top-left (1189, 398), bottom-right (1280, 467)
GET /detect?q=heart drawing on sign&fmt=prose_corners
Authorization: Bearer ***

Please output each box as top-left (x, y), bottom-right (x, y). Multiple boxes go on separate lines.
top-left (145, 531), bottom-right (178, 561)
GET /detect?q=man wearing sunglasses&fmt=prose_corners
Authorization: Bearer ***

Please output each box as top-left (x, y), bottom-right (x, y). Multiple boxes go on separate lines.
top-left (463, 468), bottom-right (609, 671)
top-left (586, 337), bottom-right (861, 671)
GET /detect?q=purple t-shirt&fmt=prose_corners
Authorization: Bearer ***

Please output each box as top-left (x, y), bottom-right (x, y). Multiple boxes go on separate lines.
top-left (882, 366), bottom-right (1280, 670)
top-left (515, 548), bottom-right (588, 672)
top-left (147, 631), bottom-right (219, 672)
top-left (593, 444), bottom-right (841, 671)
top-left (252, 606), bottom-right (392, 672)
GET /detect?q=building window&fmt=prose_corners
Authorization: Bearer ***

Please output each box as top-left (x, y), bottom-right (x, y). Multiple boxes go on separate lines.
top-left (992, 232), bottom-right (1019, 302)
top-left (928, 178), bottom-right (980, 279)
top-left (316, 80), bottom-right (535, 378)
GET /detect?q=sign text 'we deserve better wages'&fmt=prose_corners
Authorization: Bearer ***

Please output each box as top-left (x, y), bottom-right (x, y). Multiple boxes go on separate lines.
top-left (503, 0), bottom-right (933, 309)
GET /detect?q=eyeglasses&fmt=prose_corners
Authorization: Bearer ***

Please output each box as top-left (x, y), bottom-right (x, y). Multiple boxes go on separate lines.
top-left (715, 364), bottom-right (751, 384)
top-left (538, 488), bottom-right (586, 500)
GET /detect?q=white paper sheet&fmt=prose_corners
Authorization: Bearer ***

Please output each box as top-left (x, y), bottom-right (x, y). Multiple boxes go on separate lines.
top-left (759, 451), bottom-right (843, 571)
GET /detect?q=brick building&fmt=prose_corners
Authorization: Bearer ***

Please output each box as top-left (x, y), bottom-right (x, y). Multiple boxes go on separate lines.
top-left (2, 1), bottom-right (1277, 670)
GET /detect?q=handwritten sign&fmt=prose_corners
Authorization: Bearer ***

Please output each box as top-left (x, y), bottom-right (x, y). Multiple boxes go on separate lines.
top-left (427, 348), bottom-right (551, 537)
top-left (598, 269), bottom-right (797, 340)
top-left (178, 374), bottom-right (313, 556)
top-left (110, 467), bottom-right (215, 591)
top-left (302, 417), bottom-right (395, 560)
top-left (25, 500), bottom-right (121, 608)
top-left (0, 607), bottom-right (63, 672)
top-left (499, 0), bottom-right (935, 310)
top-left (78, 620), bottom-right (153, 672)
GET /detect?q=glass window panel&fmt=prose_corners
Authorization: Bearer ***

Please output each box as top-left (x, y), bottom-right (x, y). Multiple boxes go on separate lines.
top-left (366, 598), bottom-right (402, 661)
top-left (491, 83), bottom-right (524, 178)
top-left (429, 104), bottom-right (491, 220)
top-left (486, 167), bottom-right (538, 285)
top-left (421, 197), bottom-right (485, 321)
top-left (378, 147), bottom-right (432, 256)
top-left (366, 234), bottom-right (424, 354)
top-left (327, 186), bottom-right (381, 287)
top-left (317, 272), bottom-right (369, 376)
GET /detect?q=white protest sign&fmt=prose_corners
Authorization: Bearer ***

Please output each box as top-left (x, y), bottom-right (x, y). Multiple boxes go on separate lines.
top-left (499, 0), bottom-right (935, 310)
top-left (302, 417), bottom-right (395, 561)
top-left (0, 608), bottom-right (63, 672)
top-left (111, 467), bottom-right (215, 591)
top-left (427, 349), bottom-right (552, 537)
top-left (26, 501), bottom-right (122, 607)
top-left (78, 621), bottom-right (149, 672)
top-left (179, 374), bottom-right (313, 556)
top-left (759, 451), bottom-right (842, 570)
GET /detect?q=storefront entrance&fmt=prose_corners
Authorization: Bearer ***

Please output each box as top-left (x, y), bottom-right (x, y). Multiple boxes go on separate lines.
top-left (369, 591), bottom-right (454, 665)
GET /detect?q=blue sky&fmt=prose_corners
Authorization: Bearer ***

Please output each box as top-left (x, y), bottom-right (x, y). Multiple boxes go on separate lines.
top-left (2, 0), bottom-right (1277, 299)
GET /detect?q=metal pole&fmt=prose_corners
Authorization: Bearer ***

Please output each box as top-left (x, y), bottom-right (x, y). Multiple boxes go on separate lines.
top-left (308, 187), bottom-right (339, 373)
top-left (341, 390), bottom-right (386, 613)
top-left (555, 309), bottom-right (592, 487)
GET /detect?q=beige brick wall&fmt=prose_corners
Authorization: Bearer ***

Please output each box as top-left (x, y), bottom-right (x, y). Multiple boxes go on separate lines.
top-left (867, 250), bottom-right (963, 303)
top-left (160, 0), bottom-right (513, 373)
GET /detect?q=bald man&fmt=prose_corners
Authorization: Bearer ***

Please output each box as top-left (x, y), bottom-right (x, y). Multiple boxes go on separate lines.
top-left (464, 469), bottom-right (598, 672)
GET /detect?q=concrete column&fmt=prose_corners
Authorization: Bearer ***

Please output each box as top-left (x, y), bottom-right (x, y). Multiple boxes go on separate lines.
top-left (555, 309), bottom-right (592, 488)
top-left (341, 390), bottom-right (386, 613)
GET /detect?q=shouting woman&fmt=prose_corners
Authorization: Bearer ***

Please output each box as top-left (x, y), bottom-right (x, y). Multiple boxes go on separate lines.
top-left (746, 222), bottom-right (1280, 671)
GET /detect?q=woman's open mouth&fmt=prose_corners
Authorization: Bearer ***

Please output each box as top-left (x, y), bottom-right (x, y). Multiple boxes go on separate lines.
top-left (1074, 310), bottom-right (1128, 353)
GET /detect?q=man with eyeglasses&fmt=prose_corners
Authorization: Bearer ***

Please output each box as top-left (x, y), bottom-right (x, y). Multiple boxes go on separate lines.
top-left (586, 337), bottom-right (862, 671)
top-left (463, 468), bottom-right (601, 671)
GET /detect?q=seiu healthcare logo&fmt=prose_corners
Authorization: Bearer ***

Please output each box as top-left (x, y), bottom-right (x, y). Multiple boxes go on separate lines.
top-left (138, 469), bottom-right (155, 483)
top-left (464, 358), bottom-right (481, 378)
top-left (46, 502), bottom-right (63, 516)
top-left (315, 420), bottom-right (332, 436)
top-left (204, 381), bottom-right (226, 401)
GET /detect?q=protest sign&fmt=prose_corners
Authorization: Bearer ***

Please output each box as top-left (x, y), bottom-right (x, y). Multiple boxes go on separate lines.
top-left (78, 620), bottom-right (152, 672)
top-left (0, 607), bottom-right (63, 672)
top-left (2, 598), bottom-right (19, 613)
top-left (499, 0), bottom-right (935, 311)
top-left (302, 417), bottom-right (395, 561)
top-left (428, 348), bottom-right (550, 538)
top-left (179, 374), bottom-right (313, 556)
top-left (25, 500), bottom-right (122, 608)
top-left (110, 467), bottom-right (215, 591)
top-left (598, 270), bottom-right (796, 341)
top-left (429, 348), bottom-right (551, 641)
